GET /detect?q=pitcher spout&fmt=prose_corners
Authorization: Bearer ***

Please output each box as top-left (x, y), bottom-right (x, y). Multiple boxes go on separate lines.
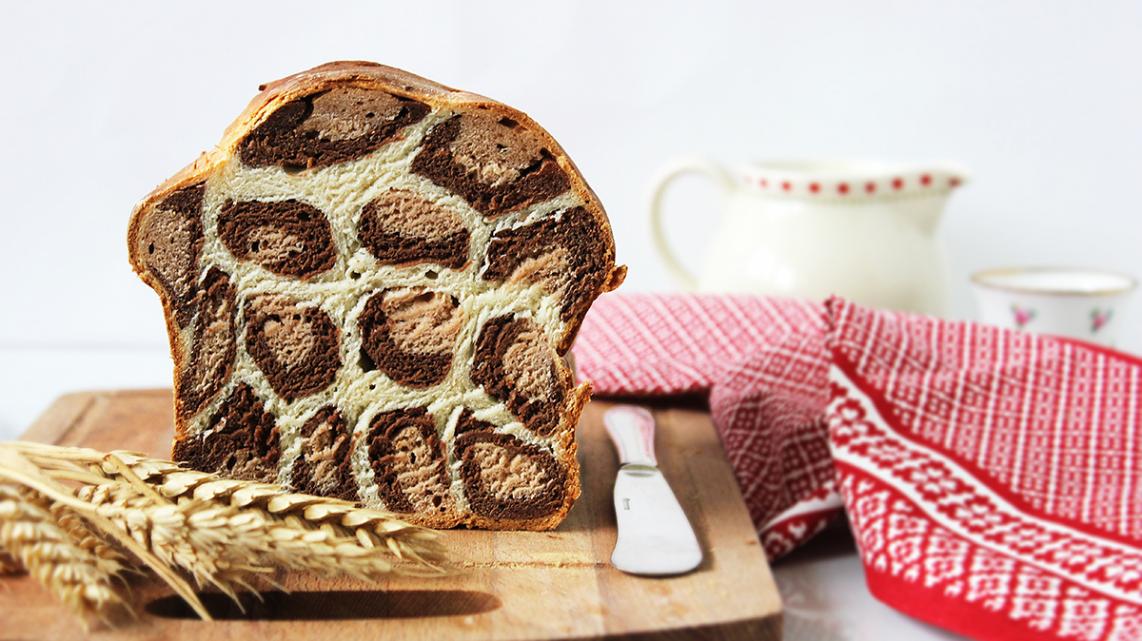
top-left (911, 165), bottom-right (968, 237)
top-left (913, 199), bottom-right (950, 237)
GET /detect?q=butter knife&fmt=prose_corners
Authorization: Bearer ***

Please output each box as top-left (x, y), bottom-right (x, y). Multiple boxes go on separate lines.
top-left (603, 405), bottom-right (703, 576)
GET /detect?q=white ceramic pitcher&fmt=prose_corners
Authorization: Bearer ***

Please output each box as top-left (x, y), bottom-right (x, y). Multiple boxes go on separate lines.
top-left (649, 159), bottom-right (967, 315)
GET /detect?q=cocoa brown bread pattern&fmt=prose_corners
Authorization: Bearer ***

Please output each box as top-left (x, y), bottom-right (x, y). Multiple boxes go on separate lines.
top-left (127, 62), bottom-right (626, 530)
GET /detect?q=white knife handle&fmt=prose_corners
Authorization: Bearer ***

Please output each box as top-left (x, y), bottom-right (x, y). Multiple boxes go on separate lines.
top-left (604, 406), bottom-right (657, 467)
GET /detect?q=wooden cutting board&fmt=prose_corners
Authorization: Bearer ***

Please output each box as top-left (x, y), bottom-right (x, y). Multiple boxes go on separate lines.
top-left (1, 390), bottom-right (782, 640)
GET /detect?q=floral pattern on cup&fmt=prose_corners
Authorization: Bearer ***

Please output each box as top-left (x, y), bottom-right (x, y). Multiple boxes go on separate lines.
top-left (1091, 308), bottom-right (1114, 334)
top-left (1011, 305), bottom-right (1036, 329)
top-left (973, 267), bottom-right (1135, 348)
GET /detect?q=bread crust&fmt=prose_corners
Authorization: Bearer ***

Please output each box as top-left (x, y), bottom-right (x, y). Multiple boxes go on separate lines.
top-left (127, 61), bottom-right (624, 530)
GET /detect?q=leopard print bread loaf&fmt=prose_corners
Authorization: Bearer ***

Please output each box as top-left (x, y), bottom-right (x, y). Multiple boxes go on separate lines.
top-left (127, 62), bottom-right (625, 529)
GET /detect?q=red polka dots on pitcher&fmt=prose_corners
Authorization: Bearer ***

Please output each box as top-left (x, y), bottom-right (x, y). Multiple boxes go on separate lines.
top-left (742, 167), bottom-right (966, 200)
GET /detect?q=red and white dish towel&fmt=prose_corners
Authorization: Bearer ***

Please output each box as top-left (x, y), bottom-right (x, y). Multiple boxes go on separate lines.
top-left (572, 294), bottom-right (1142, 641)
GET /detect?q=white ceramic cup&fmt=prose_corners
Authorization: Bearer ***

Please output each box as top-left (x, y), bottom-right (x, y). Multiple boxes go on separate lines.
top-left (970, 267), bottom-right (1137, 347)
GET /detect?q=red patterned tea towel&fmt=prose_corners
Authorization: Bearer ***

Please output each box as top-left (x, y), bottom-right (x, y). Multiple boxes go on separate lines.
top-left (572, 293), bottom-right (1142, 641)
top-left (826, 298), bottom-right (1141, 641)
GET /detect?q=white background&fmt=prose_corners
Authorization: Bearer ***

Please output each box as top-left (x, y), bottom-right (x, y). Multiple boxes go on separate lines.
top-left (1, 0), bottom-right (1140, 428)
top-left (0, 4), bottom-right (1134, 639)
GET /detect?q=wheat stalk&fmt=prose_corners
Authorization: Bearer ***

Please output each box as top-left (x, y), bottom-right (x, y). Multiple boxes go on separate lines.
top-left (0, 441), bottom-right (448, 626)
top-left (0, 482), bottom-right (128, 625)
top-left (15, 444), bottom-right (442, 565)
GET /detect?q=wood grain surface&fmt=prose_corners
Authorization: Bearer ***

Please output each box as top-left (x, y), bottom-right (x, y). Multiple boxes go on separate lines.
top-left (0, 390), bottom-right (782, 640)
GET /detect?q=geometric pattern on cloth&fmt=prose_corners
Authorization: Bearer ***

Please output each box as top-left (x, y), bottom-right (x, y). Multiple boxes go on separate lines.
top-left (826, 297), bottom-right (1142, 641)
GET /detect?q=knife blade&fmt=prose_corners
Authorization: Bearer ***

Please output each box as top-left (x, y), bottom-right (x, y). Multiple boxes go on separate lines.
top-left (604, 405), bottom-right (703, 576)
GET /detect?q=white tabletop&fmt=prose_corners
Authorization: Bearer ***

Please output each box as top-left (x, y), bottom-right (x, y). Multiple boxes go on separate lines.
top-left (0, 347), bottom-right (964, 641)
top-left (773, 525), bottom-right (962, 640)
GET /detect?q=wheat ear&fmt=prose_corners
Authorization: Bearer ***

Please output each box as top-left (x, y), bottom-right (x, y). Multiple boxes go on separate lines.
top-left (0, 448), bottom-right (213, 619)
top-left (49, 502), bottom-right (132, 577)
top-left (78, 478), bottom-right (437, 582)
top-left (12, 444), bottom-right (442, 566)
top-left (75, 483), bottom-right (273, 600)
top-left (104, 452), bottom-right (443, 565)
top-left (0, 482), bottom-right (128, 625)
top-left (1, 442), bottom-right (448, 624)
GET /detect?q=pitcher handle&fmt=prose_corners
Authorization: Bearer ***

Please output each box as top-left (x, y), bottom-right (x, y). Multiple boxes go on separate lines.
top-left (648, 157), bottom-right (735, 289)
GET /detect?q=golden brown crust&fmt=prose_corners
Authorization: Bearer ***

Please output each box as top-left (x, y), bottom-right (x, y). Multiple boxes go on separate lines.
top-left (128, 61), bottom-right (623, 531)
